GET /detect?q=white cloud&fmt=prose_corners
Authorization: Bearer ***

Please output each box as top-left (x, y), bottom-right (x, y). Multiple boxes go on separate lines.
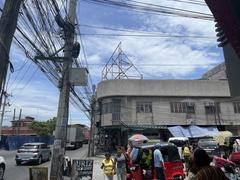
top-left (79, 0), bottom-right (223, 81)
top-left (3, 0), bottom-right (225, 126)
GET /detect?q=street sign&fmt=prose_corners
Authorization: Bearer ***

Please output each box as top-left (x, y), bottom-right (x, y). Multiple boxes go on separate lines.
top-left (72, 159), bottom-right (94, 180)
top-left (29, 167), bottom-right (48, 180)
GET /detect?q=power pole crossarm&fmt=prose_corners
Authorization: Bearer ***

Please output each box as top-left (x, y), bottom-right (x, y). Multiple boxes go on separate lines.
top-left (50, 0), bottom-right (77, 179)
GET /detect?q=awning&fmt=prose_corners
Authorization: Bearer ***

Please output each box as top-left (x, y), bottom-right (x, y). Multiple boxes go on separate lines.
top-left (168, 125), bottom-right (219, 138)
top-left (102, 124), bottom-right (166, 130)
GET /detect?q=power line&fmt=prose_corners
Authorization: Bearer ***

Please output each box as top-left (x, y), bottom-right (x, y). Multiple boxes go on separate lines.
top-left (79, 33), bottom-right (215, 39)
top-left (79, 24), bottom-right (215, 39)
top-left (81, 0), bottom-right (213, 20)
top-left (84, 63), bottom-right (219, 67)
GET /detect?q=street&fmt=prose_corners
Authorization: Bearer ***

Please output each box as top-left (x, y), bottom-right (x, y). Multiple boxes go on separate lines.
top-left (1, 145), bottom-right (88, 180)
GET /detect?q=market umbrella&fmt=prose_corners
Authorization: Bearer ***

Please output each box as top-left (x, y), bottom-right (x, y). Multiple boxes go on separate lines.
top-left (128, 134), bottom-right (149, 142)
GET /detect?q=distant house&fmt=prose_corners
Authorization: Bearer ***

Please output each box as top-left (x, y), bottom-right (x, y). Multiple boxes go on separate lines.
top-left (2, 116), bottom-right (37, 135)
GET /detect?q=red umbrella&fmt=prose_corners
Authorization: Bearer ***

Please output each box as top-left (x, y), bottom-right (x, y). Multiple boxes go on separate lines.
top-left (128, 134), bottom-right (149, 142)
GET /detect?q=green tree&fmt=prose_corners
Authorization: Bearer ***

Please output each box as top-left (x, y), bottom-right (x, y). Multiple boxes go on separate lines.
top-left (28, 117), bottom-right (57, 135)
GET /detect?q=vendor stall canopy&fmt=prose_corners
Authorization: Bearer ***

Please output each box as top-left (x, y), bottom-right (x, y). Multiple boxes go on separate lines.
top-left (168, 125), bottom-right (219, 138)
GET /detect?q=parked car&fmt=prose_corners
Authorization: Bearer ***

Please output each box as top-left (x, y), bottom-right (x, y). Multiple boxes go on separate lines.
top-left (15, 143), bottom-right (51, 165)
top-left (0, 156), bottom-right (5, 180)
top-left (198, 138), bottom-right (220, 157)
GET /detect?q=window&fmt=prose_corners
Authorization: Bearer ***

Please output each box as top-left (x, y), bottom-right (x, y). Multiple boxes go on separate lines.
top-left (170, 102), bottom-right (195, 113)
top-left (136, 102), bottom-right (152, 113)
top-left (112, 99), bottom-right (121, 121)
top-left (187, 103), bottom-right (195, 114)
top-left (102, 99), bottom-right (121, 120)
top-left (205, 102), bottom-right (221, 115)
top-left (233, 102), bottom-right (240, 113)
top-left (102, 102), bottom-right (112, 114)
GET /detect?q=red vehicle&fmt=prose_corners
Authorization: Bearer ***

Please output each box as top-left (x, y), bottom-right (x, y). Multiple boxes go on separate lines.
top-left (127, 143), bottom-right (185, 180)
top-left (230, 152), bottom-right (240, 164)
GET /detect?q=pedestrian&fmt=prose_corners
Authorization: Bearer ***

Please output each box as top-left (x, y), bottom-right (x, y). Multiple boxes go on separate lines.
top-left (182, 143), bottom-right (191, 171)
top-left (114, 147), bottom-right (127, 180)
top-left (234, 139), bottom-right (240, 152)
top-left (101, 152), bottom-right (115, 180)
top-left (130, 145), bottom-right (141, 164)
top-left (153, 143), bottom-right (165, 180)
top-left (187, 148), bottom-right (228, 180)
top-left (127, 142), bottom-right (132, 158)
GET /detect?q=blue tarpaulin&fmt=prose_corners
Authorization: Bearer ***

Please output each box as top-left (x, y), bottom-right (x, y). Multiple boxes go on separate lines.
top-left (0, 135), bottom-right (54, 150)
top-left (168, 125), bottom-right (219, 138)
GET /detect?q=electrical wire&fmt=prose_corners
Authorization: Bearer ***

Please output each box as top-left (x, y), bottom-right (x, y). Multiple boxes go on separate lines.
top-left (11, 0), bottom-right (92, 120)
top-left (81, 0), bottom-right (213, 21)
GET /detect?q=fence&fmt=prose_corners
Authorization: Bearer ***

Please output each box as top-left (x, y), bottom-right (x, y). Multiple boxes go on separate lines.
top-left (0, 135), bottom-right (54, 150)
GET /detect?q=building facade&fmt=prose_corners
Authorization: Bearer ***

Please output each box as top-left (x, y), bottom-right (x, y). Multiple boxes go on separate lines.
top-left (2, 116), bottom-right (37, 135)
top-left (95, 73), bottom-right (240, 150)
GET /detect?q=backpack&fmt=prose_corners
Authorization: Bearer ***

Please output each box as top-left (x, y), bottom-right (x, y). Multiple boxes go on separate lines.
top-left (183, 146), bottom-right (191, 156)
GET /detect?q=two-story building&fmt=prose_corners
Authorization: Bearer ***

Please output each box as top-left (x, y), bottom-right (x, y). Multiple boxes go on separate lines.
top-left (2, 116), bottom-right (37, 135)
top-left (95, 64), bottom-right (240, 150)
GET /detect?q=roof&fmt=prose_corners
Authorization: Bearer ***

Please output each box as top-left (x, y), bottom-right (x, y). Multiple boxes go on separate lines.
top-left (97, 79), bottom-right (230, 98)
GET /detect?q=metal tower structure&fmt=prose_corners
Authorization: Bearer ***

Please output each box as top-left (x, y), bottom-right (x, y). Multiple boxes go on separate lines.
top-left (102, 42), bottom-right (143, 80)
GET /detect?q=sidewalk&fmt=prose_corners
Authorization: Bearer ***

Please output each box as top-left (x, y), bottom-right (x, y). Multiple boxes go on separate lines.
top-left (64, 154), bottom-right (118, 180)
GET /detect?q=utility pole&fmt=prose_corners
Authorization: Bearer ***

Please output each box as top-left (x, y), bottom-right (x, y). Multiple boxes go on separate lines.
top-left (0, 91), bottom-right (10, 141)
top-left (12, 108), bottom-right (16, 135)
top-left (0, 0), bottom-right (22, 110)
top-left (88, 95), bottom-right (96, 157)
top-left (17, 108), bottom-right (22, 135)
top-left (88, 85), bottom-right (96, 157)
top-left (50, 0), bottom-right (77, 179)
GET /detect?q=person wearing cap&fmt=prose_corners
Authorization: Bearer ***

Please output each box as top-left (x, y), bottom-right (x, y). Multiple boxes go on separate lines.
top-left (101, 152), bottom-right (115, 180)
top-left (153, 143), bottom-right (165, 180)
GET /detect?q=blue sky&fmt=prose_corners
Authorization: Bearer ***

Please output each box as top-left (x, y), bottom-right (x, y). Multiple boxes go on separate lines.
top-left (1, 0), bottom-right (224, 126)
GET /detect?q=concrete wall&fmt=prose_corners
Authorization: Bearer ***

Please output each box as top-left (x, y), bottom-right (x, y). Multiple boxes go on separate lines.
top-left (97, 79), bottom-right (230, 98)
top-left (99, 96), bottom-right (240, 126)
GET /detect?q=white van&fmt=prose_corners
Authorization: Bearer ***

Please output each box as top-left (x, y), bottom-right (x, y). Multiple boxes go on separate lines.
top-left (168, 137), bottom-right (190, 159)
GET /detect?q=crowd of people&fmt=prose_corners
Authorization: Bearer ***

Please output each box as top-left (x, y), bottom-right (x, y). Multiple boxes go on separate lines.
top-left (100, 143), bottom-right (167, 180)
top-left (100, 139), bottom-right (240, 180)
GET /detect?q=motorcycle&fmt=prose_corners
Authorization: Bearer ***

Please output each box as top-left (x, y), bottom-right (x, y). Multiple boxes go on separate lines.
top-left (213, 156), bottom-right (240, 180)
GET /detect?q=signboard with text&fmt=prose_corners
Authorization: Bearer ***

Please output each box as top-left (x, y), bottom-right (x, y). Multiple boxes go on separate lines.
top-left (29, 167), bottom-right (48, 180)
top-left (72, 159), bottom-right (93, 180)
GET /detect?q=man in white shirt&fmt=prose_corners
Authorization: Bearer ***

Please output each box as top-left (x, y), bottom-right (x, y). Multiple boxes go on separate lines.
top-left (153, 143), bottom-right (165, 180)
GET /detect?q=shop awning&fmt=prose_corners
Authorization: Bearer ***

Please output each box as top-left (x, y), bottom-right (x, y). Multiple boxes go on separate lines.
top-left (168, 125), bottom-right (219, 138)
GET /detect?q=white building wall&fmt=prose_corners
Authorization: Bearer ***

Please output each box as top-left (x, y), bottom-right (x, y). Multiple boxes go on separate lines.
top-left (99, 96), bottom-right (240, 126)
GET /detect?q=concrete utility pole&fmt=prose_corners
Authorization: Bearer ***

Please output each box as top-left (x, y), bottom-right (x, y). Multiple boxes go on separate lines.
top-left (0, 91), bottom-right (10, 141)
top-left (12, 108), bottom-right (16, 135)
top-left (17, 108), bottom-right (22, 135)
top-left (0, 0), bottom-right (22, 110)
top-left (88, 95), bottom-right (96, 157)
top-left (50, 0), bottom-right (77, 179)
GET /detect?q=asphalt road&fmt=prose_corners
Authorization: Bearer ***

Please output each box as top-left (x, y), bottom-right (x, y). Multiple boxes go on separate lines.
top-left (0, 144), bottom-right (88, 180)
